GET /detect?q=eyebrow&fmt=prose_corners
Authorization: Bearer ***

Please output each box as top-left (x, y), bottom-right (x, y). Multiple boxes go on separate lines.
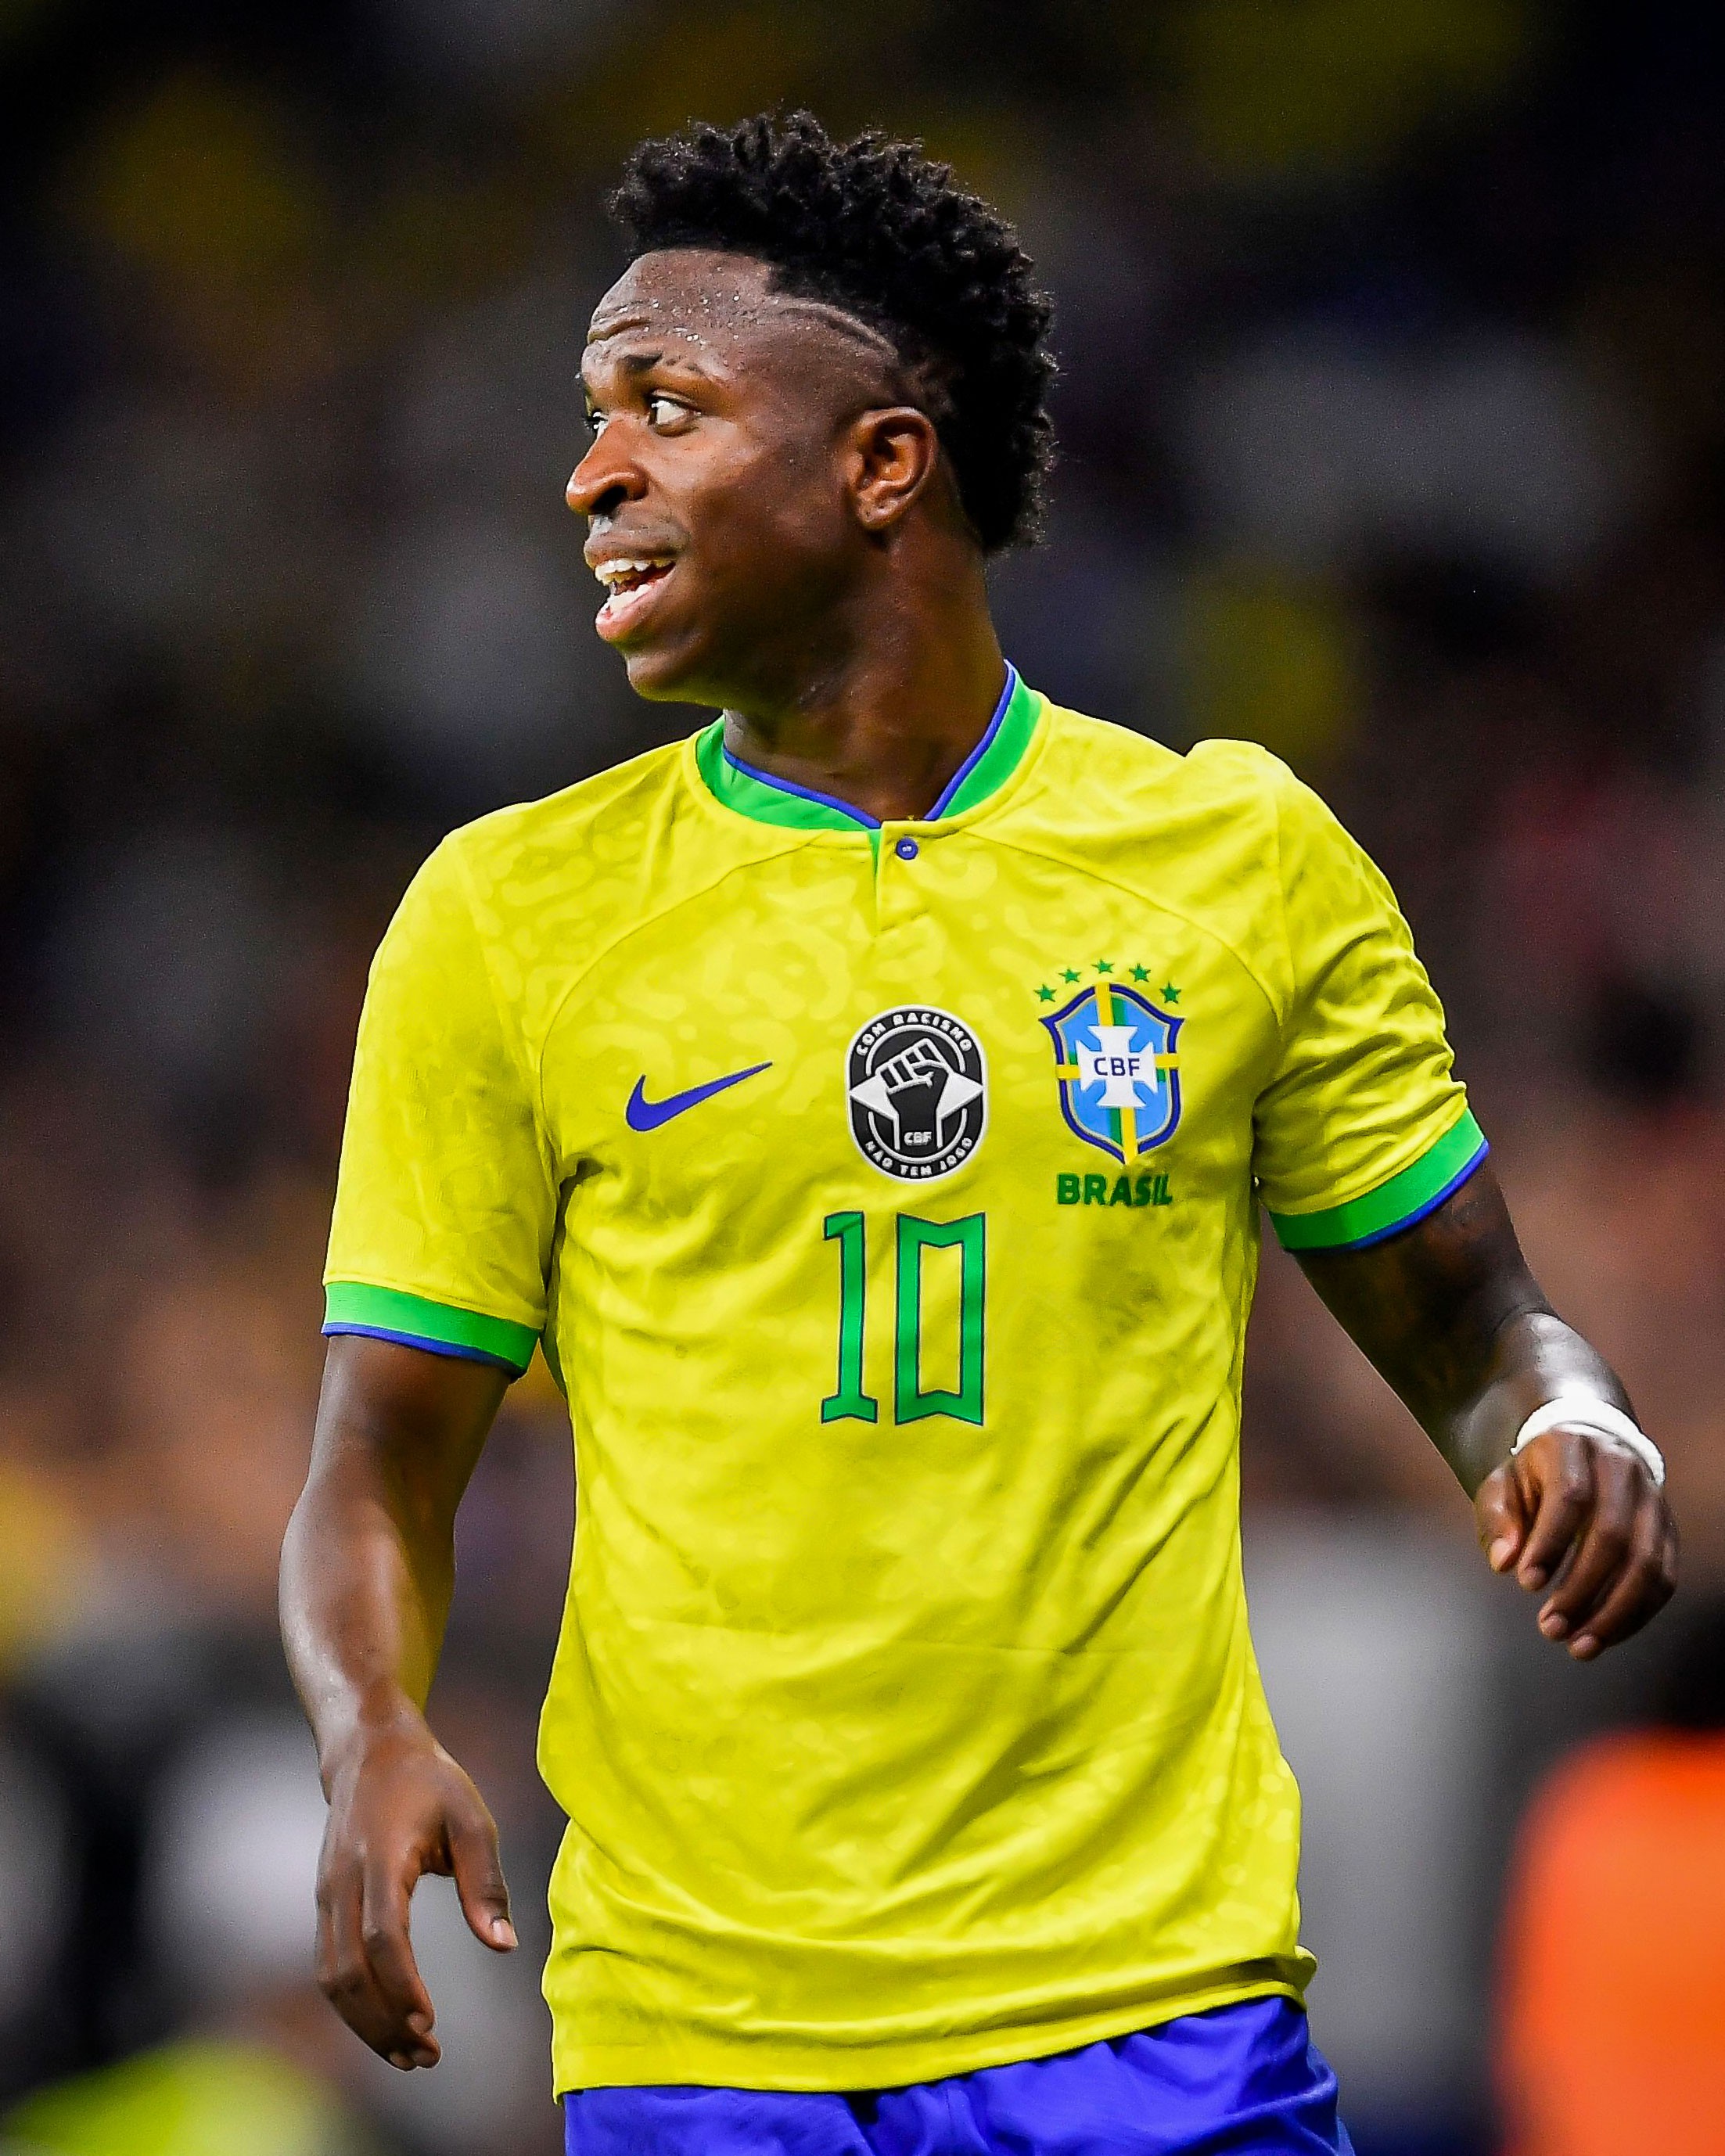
top-left (583, 334), bottom-right (723, 382)
top-left (585, 306), bottom-right (652, 342)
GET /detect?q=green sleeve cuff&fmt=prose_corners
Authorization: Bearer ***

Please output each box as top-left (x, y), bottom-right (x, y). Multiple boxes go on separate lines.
top-left (1267, 1109), bottom-right (1488, 1253)
top-left (323, 1282), bottom-right (539, 1374)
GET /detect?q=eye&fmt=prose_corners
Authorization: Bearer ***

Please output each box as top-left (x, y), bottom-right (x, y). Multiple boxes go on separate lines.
top-left (646, 392), bottom-right (690, 429)
top-left (584, 408), bottom-right (607, 437)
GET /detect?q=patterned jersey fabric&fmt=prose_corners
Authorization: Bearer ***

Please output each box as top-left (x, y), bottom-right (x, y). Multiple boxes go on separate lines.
top-left (325, 670), bottom-right (1482, 2092)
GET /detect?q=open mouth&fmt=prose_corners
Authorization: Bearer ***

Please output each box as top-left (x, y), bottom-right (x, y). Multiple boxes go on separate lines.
top-left (593, 555), bottom-right (676, 641)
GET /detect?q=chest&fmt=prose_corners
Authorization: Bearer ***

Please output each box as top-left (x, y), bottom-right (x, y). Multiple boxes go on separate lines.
top-left (538, 843), bottom-right (1280, 1225)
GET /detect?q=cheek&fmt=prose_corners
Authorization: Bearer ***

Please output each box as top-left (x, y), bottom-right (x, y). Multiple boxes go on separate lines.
top-left (688, 433), bottom-right (851, 580)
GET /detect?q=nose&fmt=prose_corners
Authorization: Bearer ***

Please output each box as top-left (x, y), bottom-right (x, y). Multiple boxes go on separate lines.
top-left (566, 429), bottom-right (647, 522)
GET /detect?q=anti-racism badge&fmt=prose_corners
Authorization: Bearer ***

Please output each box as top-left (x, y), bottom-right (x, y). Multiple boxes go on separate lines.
top-left (846, 1008), bottom-right (986, 1180)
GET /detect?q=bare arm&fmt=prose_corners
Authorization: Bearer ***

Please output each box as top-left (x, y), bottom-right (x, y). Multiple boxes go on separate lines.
top-left (280, 1335), bottom-right (513, 2070)
top-left (1296, 1162), bottom-right (1676, 1659)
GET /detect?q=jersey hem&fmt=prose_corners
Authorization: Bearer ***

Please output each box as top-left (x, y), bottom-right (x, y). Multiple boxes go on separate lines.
top-left (322, 1281), bottom-right (538, 1372)
top-left (1267, 1108), bottom-right (1487, 1252)
top-left (550, 1977), bottom-right (1307, 2097)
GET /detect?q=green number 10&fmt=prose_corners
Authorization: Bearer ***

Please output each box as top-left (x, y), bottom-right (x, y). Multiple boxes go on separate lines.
top-left (821, 1212), bottom-right (986, 1426)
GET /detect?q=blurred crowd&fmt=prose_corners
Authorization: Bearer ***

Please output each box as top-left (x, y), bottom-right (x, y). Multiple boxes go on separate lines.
top-left (2, 2), bottom-right (1723, 2151)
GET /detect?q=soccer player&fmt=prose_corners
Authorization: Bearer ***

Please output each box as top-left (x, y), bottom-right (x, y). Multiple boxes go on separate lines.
top-left (281, 113), bottom-right (1677, 2156)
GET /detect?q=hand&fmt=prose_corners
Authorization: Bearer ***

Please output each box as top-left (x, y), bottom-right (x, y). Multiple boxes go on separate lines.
top-left (1475, 1425), bottom-right (1677, 1660)
top-left (314, 1716), bottom-right (516, 2070)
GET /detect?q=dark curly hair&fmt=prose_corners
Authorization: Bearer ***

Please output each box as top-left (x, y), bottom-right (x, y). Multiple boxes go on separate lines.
top-left (609, 111), bottom-right (1056, 552)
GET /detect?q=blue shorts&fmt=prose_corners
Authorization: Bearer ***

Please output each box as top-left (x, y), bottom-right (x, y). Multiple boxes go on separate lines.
top-left (562, 1996), bottom-right (1353, 2154)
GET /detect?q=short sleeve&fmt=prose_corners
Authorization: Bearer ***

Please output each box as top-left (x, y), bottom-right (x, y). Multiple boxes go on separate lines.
top-left (1252, 765), bottom-right (1486, 1252)
top-left (323, 839), bottom-right (557, 1374)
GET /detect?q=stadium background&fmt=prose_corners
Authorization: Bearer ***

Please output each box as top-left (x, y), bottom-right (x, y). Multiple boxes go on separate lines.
top-left (1, 2), bottom-right (1722, 2150)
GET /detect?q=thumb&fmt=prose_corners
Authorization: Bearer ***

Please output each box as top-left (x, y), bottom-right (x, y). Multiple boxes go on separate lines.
top-left (447, 1801), bottom-right (517, 1953)
top-left (1475, 1458), bottom-right (1528, 1576)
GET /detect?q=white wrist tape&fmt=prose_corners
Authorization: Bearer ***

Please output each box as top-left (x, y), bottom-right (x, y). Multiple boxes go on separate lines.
top-left (1511, 1396), bottom-right (1666, 1488)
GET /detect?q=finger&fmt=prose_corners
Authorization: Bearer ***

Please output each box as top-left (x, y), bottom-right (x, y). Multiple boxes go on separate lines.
top-left (314, 1851), bottom-right (360, 2010)
top-left (318, 1851), bottom-right (425, 2068)
top-left (1536, 1449), bottom-right (1641, 1642)
top-left (1474, 1462), bottom-right (1529, 1574)
top-left (1515, 1438), bottom-right (1594, 1591)
top-left (446, 1798), bottom-right (517, 1953)
top-left (359, 1856), bottom-right (440, 2069)
top-left (317, 1852), bottom-right (372, 2027)
top-left (1569, 1500), bottom-right (1679, 1660)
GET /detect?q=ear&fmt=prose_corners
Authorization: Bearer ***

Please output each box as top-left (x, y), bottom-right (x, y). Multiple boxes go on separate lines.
top-left (846, 407), bottom-right (942, 534)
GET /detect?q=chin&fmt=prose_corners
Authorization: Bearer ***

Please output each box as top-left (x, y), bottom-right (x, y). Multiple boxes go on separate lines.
top-left (620, 647), bottom-right (699, 703)
top-left (618, 631), bottom-right (731, 708)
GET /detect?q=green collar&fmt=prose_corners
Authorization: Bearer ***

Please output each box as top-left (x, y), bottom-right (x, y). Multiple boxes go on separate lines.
top-left (694, 665), bottom-right (1041, 844)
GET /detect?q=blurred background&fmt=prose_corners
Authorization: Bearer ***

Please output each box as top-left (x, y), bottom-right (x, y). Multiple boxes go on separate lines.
top-left (1, 2), bottom-right (1723, 2151)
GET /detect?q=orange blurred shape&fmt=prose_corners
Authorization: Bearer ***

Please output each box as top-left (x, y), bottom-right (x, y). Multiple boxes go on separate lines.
top-left (1498, 1731), bottom-right (1725, 2155)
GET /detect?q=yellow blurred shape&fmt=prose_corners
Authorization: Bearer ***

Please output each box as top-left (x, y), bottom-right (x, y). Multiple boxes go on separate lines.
top-left (1168, 0), bottom-right (1534, 177)
top-left (1, 2037), bottom-right (368, 2156)
top-left (532, 3), bottom-right (848, 174)
top-left (1182, 566), bottom-right (1355, 767)
top-left (0, 1455), bottom-right (88, 1675)
top-left (852, 102), bottom-right (1040, 225)
top-left (67, 68), bottom-right (326, 290)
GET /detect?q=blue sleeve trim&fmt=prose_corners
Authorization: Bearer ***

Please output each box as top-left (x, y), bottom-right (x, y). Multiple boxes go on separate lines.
top-left (322, 1321), bottom-right (524, 1375)
top-left (1325, 1139), bottom-right (1490, 1252)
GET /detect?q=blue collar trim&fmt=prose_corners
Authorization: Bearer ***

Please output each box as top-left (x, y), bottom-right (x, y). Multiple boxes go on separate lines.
top-left (927, 664), bottom-right (1018, 819)
top-left (716, 663), bottom-right (1020, 832)
top-left (719, 746), bottom-right (881, 830)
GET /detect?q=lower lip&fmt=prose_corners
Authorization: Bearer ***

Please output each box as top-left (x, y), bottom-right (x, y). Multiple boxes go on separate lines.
top-left (595, 566), bottom-right (674, 643)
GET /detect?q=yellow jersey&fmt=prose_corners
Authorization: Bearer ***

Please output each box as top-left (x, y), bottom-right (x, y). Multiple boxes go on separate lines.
top-left (325, 670), bottom-right (1483, 2093)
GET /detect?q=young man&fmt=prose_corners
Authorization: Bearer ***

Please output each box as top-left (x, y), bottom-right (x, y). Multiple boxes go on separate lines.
top-left (282, 114), bottom-right (1676, 2156)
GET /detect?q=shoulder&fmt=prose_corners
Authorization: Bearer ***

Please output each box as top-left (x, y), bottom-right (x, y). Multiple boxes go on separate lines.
top-left (439, 737), bottom-right (689, 899)
top-left (997, 705), bottom-right (1310, 1015)
top-left (1028, 703), bottom-right (1301, 838)
top-left (1009, 702), bottom-right (1319, 907)
top-left (1031, 708), bottom-right (1377, 918)
top-left (401, 737), bottom-right (746, 1047)
top-left (370, 738), bottom-right (694, 1040)
top-left (419, 735), bottom-right (700, 963)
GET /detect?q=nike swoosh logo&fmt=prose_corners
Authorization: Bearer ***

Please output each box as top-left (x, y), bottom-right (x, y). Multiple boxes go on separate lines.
top-left (625, 1061), bottom-right (772, 1132)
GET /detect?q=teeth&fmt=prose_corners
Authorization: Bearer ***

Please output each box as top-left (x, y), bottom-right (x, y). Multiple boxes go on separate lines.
top-left (595, 557), bottom-right (672, 590)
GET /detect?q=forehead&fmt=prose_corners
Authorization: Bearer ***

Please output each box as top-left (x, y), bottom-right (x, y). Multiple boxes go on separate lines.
top-left (583, 248), bottom-right (897, 391)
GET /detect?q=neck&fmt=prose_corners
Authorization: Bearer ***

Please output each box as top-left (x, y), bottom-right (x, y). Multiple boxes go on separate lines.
top-left (719, 548), bottom-right (1007, 823)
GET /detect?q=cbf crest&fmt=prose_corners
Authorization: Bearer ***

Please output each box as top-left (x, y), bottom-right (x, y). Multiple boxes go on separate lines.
top-left (1043, 979), bottom-right (1183, 1162)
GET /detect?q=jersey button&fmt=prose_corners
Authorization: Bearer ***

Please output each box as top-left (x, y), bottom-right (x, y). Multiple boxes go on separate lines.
top-left (895, 836), bottom-right (920, 861)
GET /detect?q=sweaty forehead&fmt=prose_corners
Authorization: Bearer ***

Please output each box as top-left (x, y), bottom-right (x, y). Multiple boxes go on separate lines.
top-left (584, 248), bottom-right (900, 390)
